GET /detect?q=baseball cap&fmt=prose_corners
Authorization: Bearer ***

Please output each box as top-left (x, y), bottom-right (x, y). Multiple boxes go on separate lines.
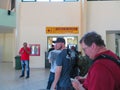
top-left (54, 37), bottom-right (65, 44)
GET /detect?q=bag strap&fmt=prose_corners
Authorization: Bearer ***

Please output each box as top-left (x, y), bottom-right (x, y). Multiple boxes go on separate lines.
top-left (67, 48), bottom-right (71, 57)
top-left (94, 54), bottom-right (120, 66)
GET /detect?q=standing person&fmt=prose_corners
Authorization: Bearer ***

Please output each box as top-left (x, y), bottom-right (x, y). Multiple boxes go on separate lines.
top-left (19, 42), bottom-right (31, 79)
top-left (52, 37), bottom-right (74, 90)
top-left (72, 31), bottom-right (120, 90)
top-left (46, 44), bottom-right (62, 90)
top-left (48, 44), bottom-right (54, 53)
top-left (69, 46), bottom-right (79, 78)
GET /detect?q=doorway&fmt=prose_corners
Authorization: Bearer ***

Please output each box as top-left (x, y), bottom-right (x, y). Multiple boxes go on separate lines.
top-left (106, 31), bottom-right (120, 57)
top-left (47, 36), bottom-right (78, 50)
top-left (45, 36), bottom-right (78, 68)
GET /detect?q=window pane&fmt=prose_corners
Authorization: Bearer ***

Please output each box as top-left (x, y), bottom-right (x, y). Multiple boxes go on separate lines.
top-left (37, 0), bottom-right (49, 1)
top-left (64, 0), bottom-right (79, 2)
top-left (22, 0), bottom-right (36, 2)
top-left (51, 0), bottom-right (63, 2)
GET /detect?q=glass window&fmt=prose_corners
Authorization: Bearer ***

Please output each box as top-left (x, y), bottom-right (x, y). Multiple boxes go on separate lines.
top-left (37, 0), bottom-right (49, 1)
top-left (64, 0), bottom-right (79, 1)
top-left (22, 0), bottom-right (36, 2)
top-left (51, 0), bottom-right (63, 2)
top-left (22, 0), bottom-right (80, 2)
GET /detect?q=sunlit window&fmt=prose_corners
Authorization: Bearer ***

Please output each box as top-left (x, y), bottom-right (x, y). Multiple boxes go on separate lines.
top-left (51, 0), bottom-right (63, 2)
top-left (65, 0), bottom-right (79, 1)
top-left (37, 0), bottom-right (49, 1)
top-left (37, 0), bottom-right (63, 1)
top-left (22, 0), bottom-right (36, 2)
top-left (22, 0), bottom-right (80, 2)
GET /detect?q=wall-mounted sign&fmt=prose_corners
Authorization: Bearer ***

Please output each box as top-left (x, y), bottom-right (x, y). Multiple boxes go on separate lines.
top-left (46, 27), bottom-right (79, 34)
top-left (29, 44), bottom-right (40, 56)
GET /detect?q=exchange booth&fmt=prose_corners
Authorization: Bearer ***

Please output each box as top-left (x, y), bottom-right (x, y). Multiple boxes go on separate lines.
top-left (45, 36), bottom-right (78, 68)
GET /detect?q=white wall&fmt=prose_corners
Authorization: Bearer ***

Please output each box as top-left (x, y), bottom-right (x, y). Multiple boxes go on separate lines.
top-left (17, 2), bottom-right (81, 68)
top-left (17, 1), bottom-right (120, 68)
top-left (87, 1), bottom-right (120, 43)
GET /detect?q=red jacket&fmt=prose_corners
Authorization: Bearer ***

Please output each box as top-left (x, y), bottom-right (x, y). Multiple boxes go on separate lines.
top-left (83, 50), bottom-right (120, 90)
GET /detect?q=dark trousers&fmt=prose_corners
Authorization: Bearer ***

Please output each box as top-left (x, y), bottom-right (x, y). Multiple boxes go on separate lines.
top-left (46, 72), bottom-right (55, 89)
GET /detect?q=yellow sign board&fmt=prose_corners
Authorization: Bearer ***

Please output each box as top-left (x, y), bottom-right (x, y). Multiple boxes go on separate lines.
top-left (46, 27), bottom-right (79, 34)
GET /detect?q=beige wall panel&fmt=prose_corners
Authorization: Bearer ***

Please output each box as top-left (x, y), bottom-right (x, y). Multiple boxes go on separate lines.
top-left (4, 33), bottom-right (14, 62)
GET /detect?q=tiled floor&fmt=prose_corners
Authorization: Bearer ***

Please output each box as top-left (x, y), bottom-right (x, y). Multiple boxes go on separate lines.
top-left (0, 62), bottom-right (50, 90)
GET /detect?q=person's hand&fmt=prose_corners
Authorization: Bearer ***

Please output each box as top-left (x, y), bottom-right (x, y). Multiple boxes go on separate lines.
top-left (51, 81), bottom-right (57, 90)
top-left (24, 47), bottom-right (27, 51)
top-left (75, 76), bottom-right (85, 84)
top-left (75, 76), bottom-right (81, 80)
top-left (20, 50), bottom-right (24, 54)
top-left (72, 79), bottom-right (81, 90)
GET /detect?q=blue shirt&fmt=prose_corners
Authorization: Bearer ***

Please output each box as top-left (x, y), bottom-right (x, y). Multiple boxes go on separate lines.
top-left (56, 49), bottom-right (73, 88)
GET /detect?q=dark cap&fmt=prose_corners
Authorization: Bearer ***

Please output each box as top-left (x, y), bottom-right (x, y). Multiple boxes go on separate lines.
top-left (54, 37), bottom-right (65, 44)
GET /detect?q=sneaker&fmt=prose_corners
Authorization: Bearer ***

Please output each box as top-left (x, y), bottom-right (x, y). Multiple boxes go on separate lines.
top-left (19, 75), bottom-right (24, 78)
top-left (26, 76), bottom-right (29, 79)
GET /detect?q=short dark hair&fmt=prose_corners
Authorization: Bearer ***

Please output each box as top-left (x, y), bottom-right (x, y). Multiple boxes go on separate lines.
top-left (80, 32), bottom-right (105, 47)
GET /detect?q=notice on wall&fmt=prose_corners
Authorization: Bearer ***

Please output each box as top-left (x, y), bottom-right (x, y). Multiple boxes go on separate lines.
top-left (46, 27), bottom-right (79, 34)
top-left (29, 44), bottom-right (40, 56)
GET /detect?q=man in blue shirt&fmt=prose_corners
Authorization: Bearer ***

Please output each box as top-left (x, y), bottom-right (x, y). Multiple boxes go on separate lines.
top-left (52, 37), bottom-right (74, 90)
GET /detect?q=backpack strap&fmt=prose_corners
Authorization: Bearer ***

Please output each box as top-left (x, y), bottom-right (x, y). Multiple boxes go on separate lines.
top-left (94, 54), bottom-right (120, 66)
top-left (67, 48), bottom-right (71, 57)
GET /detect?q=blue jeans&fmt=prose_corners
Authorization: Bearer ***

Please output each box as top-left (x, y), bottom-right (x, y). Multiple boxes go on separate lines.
top-left (47, 72), bottom-right (55, 89)
top-left (21, 60), bottom-right (30, 77)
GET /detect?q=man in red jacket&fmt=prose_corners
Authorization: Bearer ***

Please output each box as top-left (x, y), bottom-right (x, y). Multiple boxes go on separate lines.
top-left (19, 42), bottom-right (31, 79)
top-left (72, 32), bottom-right (120, 90)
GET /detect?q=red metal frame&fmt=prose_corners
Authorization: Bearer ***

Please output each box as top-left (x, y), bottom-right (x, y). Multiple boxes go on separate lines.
top-left (29, 44), bottom-right (40, 56)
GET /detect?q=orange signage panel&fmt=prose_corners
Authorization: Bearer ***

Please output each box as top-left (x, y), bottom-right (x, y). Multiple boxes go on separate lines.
top-left (46, 27), bottom-right (79, 34)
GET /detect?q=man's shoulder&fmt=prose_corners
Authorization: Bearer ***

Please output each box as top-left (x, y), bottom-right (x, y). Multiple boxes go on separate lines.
top-left (20, 47), bottom-right (24, 50)
top-left (27, 47), bottom-right (30, 48)
top-left (59, 49), bottom-right (67, 55)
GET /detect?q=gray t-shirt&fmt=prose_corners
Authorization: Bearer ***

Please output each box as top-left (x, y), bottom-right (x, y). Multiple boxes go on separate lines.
top-left (48, 50), bottom-right (61, 73)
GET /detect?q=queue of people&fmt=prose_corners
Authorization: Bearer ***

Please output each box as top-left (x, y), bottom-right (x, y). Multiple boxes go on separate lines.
top-left (18, 31), bottom-right (120, 90)
top-left (72, 31), bottom-right (120, 90)
top-left (47, 32), bottom-right (120, 90)
top-left (47, 37), bottom-right (91, 90)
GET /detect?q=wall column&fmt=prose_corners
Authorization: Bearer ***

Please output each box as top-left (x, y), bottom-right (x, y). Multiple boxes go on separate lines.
top-left (81, 0), bottom-right (87, 36)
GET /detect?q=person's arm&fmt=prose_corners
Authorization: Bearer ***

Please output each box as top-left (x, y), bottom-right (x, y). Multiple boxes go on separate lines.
top-left (19, 48), bottom-right (24, 55)
top-left (24, 47), bottom-right (31, 54)
top-left (48, 51), bottom-right (52, 63)
top-left (48, 59), bottom-right (51, 63)
top-left (52, 66), bottom-right (62, 90)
